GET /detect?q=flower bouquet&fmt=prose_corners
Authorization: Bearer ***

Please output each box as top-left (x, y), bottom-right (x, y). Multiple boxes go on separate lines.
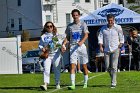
top-left (39, 34), bottom-right (66, 59)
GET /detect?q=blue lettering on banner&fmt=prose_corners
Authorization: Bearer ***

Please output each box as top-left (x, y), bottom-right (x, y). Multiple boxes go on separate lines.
top-left (84, 18), bottom-right (133, 25)
top-left (98, 8), bottom-right (124, 17)
top-left (115, 18), bottom-right (133, 23)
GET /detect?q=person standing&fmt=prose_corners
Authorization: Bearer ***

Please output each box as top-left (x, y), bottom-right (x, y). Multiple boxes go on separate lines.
top-left (39, 21), bottom-right (62, 91)
top-left (98, 14), bottom-right (124, 88)
top-left (118, 44), bottom-right (125, 72)
top-left (62, 9), bottom-right (89, 90)
top-left (127, 30), bottom-right (140, 71)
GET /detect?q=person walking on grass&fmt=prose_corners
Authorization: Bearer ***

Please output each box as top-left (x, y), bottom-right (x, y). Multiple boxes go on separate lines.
top-left (61, 9), bottom-right (89, 90)
top-left (39, 21), bottom-right (62, 91)
top-left (98, 14), bottom-right (124, 88)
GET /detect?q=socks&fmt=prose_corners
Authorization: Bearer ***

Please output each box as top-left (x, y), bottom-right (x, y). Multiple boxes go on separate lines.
top-left (70, 74), bottom-right (75, 85)
top-left (70, 74), bottom-right (88, 85)
top-left (84, 75), bottom-right (88, 84)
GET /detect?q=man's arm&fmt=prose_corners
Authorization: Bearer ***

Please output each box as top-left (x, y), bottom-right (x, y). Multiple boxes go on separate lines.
top-left (78, 32), bottom-right (88, 46)
top-left (118, 25), bottom-right (124, 47)
top-left (78, 22), bottom-right (89, 46)
top-left (61, 25), bottom-right (69, 52)
top-left (98, 28), bottom-right (104, 52)
top-left (99, 43), bottom-right (103, 53)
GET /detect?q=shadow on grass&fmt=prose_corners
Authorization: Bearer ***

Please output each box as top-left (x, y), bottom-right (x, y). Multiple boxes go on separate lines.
top-left (0, 84), bottom-right (108, 91)
top-left (0, 85), bottom-right (70, 91)
top-left (75, 84), bottom-right (110, 88)
top-left (0, 86), bottom-right (55, 91)
top-left (91, 85), bottom-right (110, 87)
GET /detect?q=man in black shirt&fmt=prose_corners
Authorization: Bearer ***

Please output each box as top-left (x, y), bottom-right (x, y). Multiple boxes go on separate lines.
top-left (127, 30), bottom-right (140, 71)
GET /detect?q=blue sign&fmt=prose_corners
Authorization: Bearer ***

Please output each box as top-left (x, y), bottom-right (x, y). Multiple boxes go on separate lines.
top-left (98, 8), bottom-right (124, 17)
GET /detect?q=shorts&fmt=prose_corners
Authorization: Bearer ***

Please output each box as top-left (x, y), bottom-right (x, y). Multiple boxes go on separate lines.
top-left (70, 44), bottom-right (88, 64)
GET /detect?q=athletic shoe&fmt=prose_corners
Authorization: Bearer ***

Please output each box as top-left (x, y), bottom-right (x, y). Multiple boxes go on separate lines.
top-left (77, 70), bottom-right (83, 73)
top-left (83, 84), bottom-right (87, 88)
top-left (123, 69), bottom-right (126, 71)
top-left (110, 85), bottom-right (116, 88)
top-left (40, 85), bottom-right (47, 91)
top-left (64, 69), bottom-right (68, 73)
top-left (118, 69), bottom-right (120, 72)
top-left (56, 84), bottom-right (60, 89)
top-left (88, 70), bottom-right (92, 73)
top-left (68, 85), bottom-right (75, 90)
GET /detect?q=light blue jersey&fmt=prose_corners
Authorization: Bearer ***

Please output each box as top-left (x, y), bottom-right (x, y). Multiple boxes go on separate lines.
top-left (39, 32), bottom-right (56, 55)
top-left (65, 21), bottom-right (89, 45)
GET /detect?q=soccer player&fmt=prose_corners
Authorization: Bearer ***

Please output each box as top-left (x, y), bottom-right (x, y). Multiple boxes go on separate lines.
top-left (61, 9), bottom-right (89, 90)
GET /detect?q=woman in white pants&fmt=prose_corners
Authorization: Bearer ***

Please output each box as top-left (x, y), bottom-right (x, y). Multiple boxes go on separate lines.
top-left (39, 21), bottom-right (62, 91)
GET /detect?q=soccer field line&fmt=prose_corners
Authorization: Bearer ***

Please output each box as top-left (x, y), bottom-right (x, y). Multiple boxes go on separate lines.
top-left (46, 72), bottom-right (106, 93)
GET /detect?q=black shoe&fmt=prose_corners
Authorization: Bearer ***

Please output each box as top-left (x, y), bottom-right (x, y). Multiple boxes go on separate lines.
top-left (110, 85), bottom-right (116, 88)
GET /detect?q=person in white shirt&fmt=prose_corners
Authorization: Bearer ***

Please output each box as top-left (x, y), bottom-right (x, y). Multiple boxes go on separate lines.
top-left (39, 21), bottom-right (62, 91)
top-left (61, 9), bottom-right (89, 90)
top-left (98, 14), bottom-right (124, 88)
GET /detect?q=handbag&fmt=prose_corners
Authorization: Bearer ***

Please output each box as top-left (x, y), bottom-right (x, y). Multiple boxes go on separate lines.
top-left (39, 49), bottom-right (49, 59)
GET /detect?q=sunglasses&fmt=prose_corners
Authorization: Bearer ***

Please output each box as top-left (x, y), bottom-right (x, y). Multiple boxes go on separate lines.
top-left (46, 25), bottom-right (53, 28)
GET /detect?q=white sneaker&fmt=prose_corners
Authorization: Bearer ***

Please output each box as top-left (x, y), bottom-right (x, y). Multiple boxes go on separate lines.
top-left (77, 70), bottom-right (83, 73)
top-left (88, 70), bottom-right (92, 73)
top-left (111, 84), bottom-right (116, 88)
top-left (110, 85), bottom-right (116, 88)
top-left (56, 84), bottom-right (60, 89)
top-left (40, 85), bottom-right (47, 91)
top-left (118, 69), bottom-right (120, 72)
top-left (64, 69), bottom-right (68, 73)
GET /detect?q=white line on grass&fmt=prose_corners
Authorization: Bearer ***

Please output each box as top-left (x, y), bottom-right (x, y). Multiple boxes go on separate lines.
top-left (46, 73), bottom-right (106, 93)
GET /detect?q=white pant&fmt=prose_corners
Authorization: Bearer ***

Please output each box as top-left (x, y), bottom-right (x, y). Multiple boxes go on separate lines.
top-left (43, 49), bottom-right (61, 84)
top-left (104, 49), bottom-right (119, 86)
top-left (70, 44), bottom-right (88, 64)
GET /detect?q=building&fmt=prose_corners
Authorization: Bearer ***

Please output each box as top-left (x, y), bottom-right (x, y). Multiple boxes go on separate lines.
top-left (0, 0), bottom-right (42, 38)
top-left (42, 0), bottom-right (119, 34)
top-left (0, 0), bottom-right (119, 38)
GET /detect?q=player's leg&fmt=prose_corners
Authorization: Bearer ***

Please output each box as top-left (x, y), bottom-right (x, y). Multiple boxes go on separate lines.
top-left (77, 60), bottom-right (82, 73)
top-left (110, 49), bottom-right (119, 88)
top-left (40, 57), bottom-right (52, 91)
top-left (52, 50), bottom-right (62, 89)
top-left (79, 44), bottom-right (89, 88)
top-left (82, 64), bottom-right (88, 88)
top-left (68, 45), bottom-right (78, 90)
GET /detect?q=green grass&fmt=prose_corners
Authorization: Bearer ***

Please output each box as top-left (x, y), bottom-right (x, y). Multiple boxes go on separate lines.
top-left (0, 71), bottom-right (140, 93)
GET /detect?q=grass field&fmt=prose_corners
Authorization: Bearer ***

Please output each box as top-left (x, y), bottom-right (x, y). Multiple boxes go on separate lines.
top-left (0, 71), bottom-right (140, 93)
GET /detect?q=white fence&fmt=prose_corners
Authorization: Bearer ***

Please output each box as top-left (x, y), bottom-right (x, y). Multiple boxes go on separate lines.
top-left (0, 35), bottom-right (22, 74)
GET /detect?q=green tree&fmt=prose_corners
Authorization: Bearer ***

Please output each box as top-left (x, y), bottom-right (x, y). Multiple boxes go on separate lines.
top-left (127, 0), bottom-right (135, 3)
top-left (129, 5), bottom-right (140, 14)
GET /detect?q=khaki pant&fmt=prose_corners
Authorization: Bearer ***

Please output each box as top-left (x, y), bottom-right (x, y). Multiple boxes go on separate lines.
top-left (104, 48), bottom-right (119, 86)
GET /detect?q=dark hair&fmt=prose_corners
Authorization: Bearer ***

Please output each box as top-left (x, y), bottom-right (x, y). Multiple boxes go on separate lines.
top-left (41, 21), bottom-right (57, 35)
top-left (107, 14), bottom-right (115, 19)
top-left (129, 29), bottom-right (133, 33)
top-left (71, 9), bottom-right (80, 15)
